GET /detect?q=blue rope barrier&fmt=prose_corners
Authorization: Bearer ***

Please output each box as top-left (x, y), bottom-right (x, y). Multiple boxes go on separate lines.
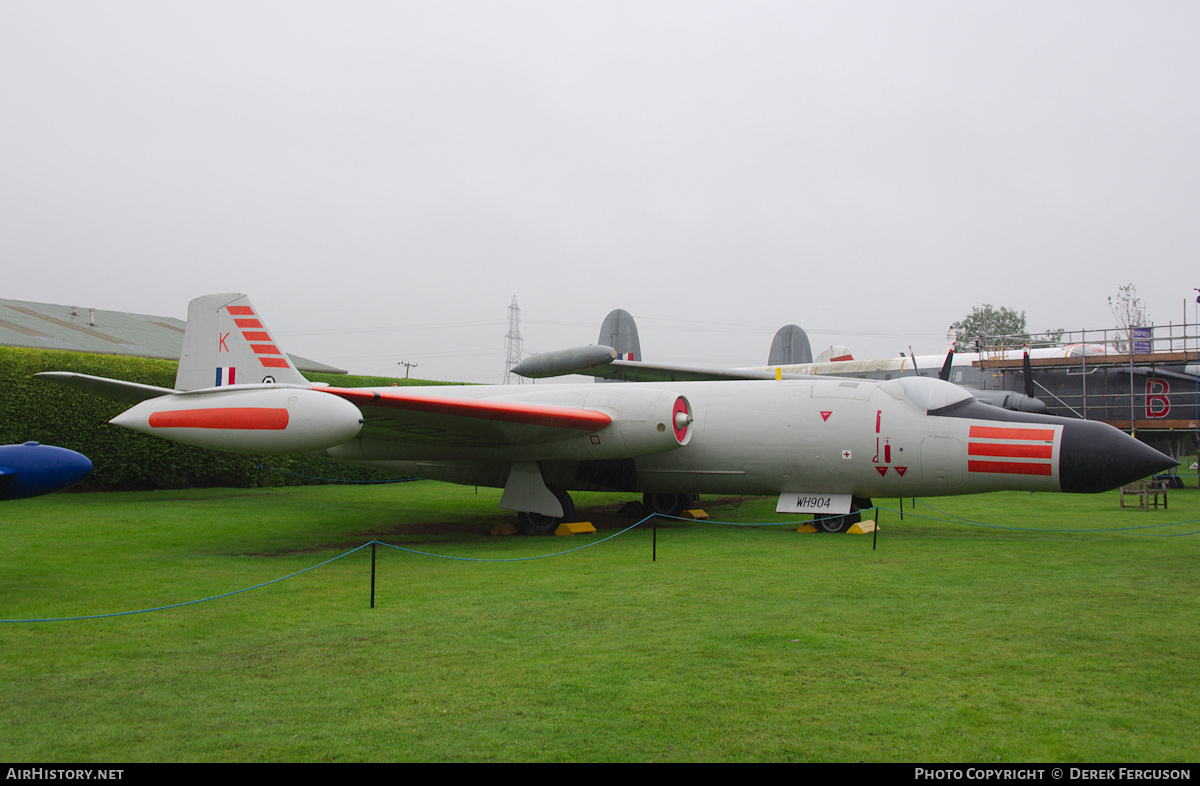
top-left (7, 503), bottom-right (1197, 624)
top-left (1, 543), bottom-right (374, 623)
top-left (374, 515), bottom-right (654, 561)
top-left (0, 516), bottom-right (660, 623)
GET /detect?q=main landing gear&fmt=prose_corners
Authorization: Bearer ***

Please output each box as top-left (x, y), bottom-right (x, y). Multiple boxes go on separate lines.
top-left (641, 493), bottom-right (697, 519)
top-left (812, 496), bottom-right (872, 533)
top-left (514, 487), bottom-right (576, 536)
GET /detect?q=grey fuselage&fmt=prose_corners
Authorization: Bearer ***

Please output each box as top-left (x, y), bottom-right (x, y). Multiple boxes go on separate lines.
top-left (321, 376), bottom-right (1168, 499)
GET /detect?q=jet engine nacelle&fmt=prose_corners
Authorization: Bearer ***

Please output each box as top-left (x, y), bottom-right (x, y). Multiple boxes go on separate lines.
top-left (110, 386), bottom-right (364, 454)
top-left (577, 387), bottom-right (692, 459)
top-left (510, 345), bottom-right (617, 378)
top-left (471, 385), bottom-right (693, 461)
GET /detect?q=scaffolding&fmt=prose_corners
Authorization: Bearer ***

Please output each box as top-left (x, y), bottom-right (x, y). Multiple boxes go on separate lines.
top-left (972, 320), bottom-right (1200, 438)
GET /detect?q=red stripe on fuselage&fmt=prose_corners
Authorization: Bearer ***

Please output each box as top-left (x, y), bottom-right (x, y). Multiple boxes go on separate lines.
top-left (226, 306), bottom-right (255, 315)
top-left (968, 443), bottom-right (1053, 459)
top-left (234, 318), bottom-right (263, 329)
top-left (968, 460), bottom-right (1052, 476)
top-left (148, 408), bottom-right (289, 430)
top-left (242, 331), bottom-right (272, 341)
top-left (969, 425), bottom-right (1055, 442)
top-left (259, 357), bottom-right (292, 368)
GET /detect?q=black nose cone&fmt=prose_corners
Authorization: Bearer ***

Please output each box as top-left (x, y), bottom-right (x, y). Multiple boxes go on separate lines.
top-left (1059, 420), bottom-right (1178, 493)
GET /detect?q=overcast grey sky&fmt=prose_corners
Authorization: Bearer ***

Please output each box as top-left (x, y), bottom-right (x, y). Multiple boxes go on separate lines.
top-left (3, 1), bottom-right (1197, 382)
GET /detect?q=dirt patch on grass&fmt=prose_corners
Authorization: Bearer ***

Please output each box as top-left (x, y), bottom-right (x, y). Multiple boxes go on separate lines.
top-left (355, 495), bottom-right (761, 541)
top-left (250, 496), bottom-right (763, 554)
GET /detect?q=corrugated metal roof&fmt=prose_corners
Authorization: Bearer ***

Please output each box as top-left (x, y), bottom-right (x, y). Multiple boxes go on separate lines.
top-left (0, 298), bottom-right (346, 375)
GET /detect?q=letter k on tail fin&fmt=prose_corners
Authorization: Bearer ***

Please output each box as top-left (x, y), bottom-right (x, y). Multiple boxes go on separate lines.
top-left (175, 293), bottom-right (309, 391)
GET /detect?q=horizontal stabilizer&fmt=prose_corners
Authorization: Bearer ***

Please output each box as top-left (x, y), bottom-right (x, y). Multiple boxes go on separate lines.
top-left (35, 372), bottom-right (174, 404)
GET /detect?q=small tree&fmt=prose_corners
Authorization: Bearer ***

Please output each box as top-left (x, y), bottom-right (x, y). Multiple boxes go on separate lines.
top-left (950, 304), bottom-right (1030, 350)
top-left (1108, 282), bottom-right (1149, 353)
top-left (1033, 327), bottom-right (1066, 348)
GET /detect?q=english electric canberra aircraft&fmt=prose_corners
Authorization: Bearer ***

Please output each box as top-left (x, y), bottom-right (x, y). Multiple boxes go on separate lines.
top-left (37, 294), bottom-right (1175, 533)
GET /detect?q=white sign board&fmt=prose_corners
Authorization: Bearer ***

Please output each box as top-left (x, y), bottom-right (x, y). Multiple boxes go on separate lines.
top-left (776, 493), bottom-right (852, 515)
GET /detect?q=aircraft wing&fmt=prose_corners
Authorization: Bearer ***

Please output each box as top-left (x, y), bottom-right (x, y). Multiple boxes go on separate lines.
top-left (510, 346), bottom-right (784, 382)
top-left (37, 372), bottom-right (684, 458)
top-left (1120, 366), bottom-right (1199, 383)
top-left (510, 345), bottom-right (1049, 412)
top-left (319, 386), bottom-right (613, 447)
top-left (35, 372), bottom-right (176, 404)
top-left (587, 360), bottom-right (780, 383)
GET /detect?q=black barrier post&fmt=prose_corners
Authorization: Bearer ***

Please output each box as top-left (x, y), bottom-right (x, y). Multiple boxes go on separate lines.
top-left (652, 516), bottom-right (657, 562)
top-left (370, 542), bottom-right (377, 609)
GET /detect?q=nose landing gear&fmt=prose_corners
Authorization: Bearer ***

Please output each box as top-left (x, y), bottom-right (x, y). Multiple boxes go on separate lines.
top-left (812, 496), bottom-right (871, 533)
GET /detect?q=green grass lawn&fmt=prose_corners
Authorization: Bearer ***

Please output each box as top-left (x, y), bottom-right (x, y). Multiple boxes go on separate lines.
top-left (1, 481), bottom-right (1197, 762)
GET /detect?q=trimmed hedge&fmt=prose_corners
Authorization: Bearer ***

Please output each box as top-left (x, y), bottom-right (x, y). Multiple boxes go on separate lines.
top-left (1, 346), bottom-right (455, 490)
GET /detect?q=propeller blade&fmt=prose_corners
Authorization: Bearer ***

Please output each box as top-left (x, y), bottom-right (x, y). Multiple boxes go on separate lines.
top-left (938, 343), bottom-right (955, 381)
top-left (1023, 345), bottom-right (1035, 398)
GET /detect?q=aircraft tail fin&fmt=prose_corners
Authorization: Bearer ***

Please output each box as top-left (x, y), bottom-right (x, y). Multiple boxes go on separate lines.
top-left (175, 293), bottom-right (308, 390)
top-left (767, 325), bottom-right (813, 366)
top-left (815, 345), bottom-right (855, 363)
top-left (595, 309), bottom-right (642, 383)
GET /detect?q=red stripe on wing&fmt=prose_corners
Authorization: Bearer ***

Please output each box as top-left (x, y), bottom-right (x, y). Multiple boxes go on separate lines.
top-left (319, 387), bottom-right (611, 431)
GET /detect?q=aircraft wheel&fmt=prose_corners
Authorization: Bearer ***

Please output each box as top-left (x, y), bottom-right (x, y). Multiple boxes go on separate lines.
top-left (813, 497), bottom-right (869, 534)
top-left (516, 512), bottom-right (560, 536)
top-left (643, 492), bottom-right (689, 518)
top-left (514, 488), bottom-right (576, 536)
top-left (815, 513), bottom-right (853, 533)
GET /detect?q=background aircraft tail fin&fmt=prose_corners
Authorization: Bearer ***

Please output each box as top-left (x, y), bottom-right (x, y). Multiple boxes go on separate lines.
top-left (175, 293), bottom-right (308, 390)
top-left (815, 345), bottom-right (855, 363)
top-left (767, 324), bottom-right (813, 366)
top-left (595, 309), bottom-right (642, 383)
